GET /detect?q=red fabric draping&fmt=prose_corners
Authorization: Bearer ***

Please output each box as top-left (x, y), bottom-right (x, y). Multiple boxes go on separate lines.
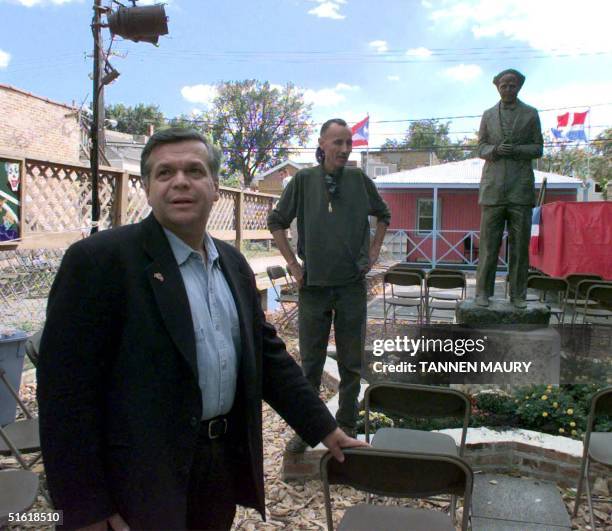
top-left (529, 201), bottom-right (612, 279)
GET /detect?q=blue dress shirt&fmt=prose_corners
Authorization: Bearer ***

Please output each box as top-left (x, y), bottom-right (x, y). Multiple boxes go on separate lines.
top-left (164, 229), bottom-right (241, 420)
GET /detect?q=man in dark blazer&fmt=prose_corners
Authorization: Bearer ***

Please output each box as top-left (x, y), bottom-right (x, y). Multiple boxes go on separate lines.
top-left (37, 128), bottom-right (363, 530)
top-left (475, 68), bottom-right (543, 308)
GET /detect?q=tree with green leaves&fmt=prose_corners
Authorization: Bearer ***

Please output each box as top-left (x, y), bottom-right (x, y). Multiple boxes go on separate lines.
top-left (105, 103), bottom-right (166, 135)
top-left (541, 128), bottom-right (611, 199)
top-left (202, 80), bottom-right (312, 187)
top-left (381, 119), bottom-right (476, 162)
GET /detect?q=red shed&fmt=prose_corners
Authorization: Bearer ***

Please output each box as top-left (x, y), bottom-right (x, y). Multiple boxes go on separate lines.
top-left (374, 158), bottom-right (581, 267)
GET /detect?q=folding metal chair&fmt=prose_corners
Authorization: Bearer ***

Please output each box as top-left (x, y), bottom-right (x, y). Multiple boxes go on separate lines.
top-left (364, 382), bottom-right (471, 521)
top-left (505, 270), bottom-right (543, 300)
top-left (266, 265), bottom-right (299, 328)
top-left (382, 272), bottom-right (424, 334)
top-left (0, 469), bottom-right (39, 526)
top-left (572, 282), bottom-right (612, 324)
top-left (321, 447), bottom-right (472, 531)
top-left (0, 369), bottom-right (41, 471)
top-left (526, 276), bottom-right (569, 323)
top-left (425, 274), bottom-right (466, 324)
top-left (573, 387), bottom-right (612, 530)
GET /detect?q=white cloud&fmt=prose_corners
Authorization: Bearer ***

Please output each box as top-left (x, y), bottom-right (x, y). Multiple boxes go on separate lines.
top-left (303, 83), bottom-right (359, 107)
top-left (406, 46), bottom-right (433, 58)
top-left (307, 1), bottom-right (346, 20)
top-left (8, 0), bottom-right (82, 6)
top-left (525, 81), bottom-right (612, 135)
top-left (443, 63), bottom-right (483, 82)
top-left (427, 0), bottom-right (611, 54)
top-left (369, 40), bottom-right (388, 53)
top-left (421, 0), bottom-right (433, 7)
top-left (387, 75), bottom-right (400, 81)
top-left (0, 49), bottom-right (10, 69)
top-left (180, 84), bottom-right (218, 107)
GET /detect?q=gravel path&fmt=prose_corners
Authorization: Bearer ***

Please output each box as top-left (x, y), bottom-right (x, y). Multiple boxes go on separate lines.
top-left (2, 310), bottom-right (610, 530)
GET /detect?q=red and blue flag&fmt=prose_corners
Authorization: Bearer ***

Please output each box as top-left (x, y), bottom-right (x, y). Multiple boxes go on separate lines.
top-left (351, 116), bottom-right (369, 147)
top-left (530, 206), bottom-right (542, 254)
top-left (551, 111), bottom-right (588, 142)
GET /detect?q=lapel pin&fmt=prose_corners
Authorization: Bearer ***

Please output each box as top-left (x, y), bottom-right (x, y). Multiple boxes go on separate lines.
top-left (153, 272), bottom-right (165, 282)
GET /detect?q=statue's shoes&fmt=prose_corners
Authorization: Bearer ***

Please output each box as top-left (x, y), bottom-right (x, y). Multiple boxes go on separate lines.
top-left (511, 298), bottom-right (527, 309)
top-left (475, 294), bottom-right (489, 307)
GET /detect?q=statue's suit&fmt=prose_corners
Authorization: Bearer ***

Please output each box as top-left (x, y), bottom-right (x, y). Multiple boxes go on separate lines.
top-left (476, 99), bottom-right (543, 300)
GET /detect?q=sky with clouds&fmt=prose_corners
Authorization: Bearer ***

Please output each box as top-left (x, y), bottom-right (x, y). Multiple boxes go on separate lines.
top-left (1, 0), bottom-right (611, 163)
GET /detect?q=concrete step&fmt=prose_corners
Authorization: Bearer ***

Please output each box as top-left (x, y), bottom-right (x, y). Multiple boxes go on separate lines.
top-left (471, 474), bottom-right (571, 530)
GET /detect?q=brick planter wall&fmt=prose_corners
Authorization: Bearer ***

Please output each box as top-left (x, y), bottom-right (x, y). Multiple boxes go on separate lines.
top-left (283, 439), bottom-right (610, 493)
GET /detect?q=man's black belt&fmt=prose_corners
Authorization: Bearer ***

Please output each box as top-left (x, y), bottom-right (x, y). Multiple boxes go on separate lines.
top-left (201, 415), bottom-right (228, 440)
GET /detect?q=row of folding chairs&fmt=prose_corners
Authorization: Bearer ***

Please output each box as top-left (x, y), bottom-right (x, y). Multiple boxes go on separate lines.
top-left (382, 266), bottom-right (467, 332)
top-left (322, 382), bottom-right (612, 531)
top-left (522, 273), bottom-right (612, 324)
top-left (0, 331), bottom-right (47, 525)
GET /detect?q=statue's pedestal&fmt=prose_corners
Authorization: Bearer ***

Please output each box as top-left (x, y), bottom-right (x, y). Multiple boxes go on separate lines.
top-left (456, 298), bottom-right (551, 327)
top-left (453, 299), bottom-right (559, 391)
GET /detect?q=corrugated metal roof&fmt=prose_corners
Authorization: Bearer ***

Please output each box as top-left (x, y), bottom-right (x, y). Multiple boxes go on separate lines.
top-left (374, 158), bottom-right (581, 188)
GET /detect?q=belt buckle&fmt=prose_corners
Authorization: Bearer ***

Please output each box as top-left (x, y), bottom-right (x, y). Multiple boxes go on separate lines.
top-left (208, 418), bottom-right (227, 439)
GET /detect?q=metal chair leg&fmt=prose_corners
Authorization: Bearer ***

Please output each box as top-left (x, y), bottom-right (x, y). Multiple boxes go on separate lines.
top-left (584, 457), bottom-right (597, 531)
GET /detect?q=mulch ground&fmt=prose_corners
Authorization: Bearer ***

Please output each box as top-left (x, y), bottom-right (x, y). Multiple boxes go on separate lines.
top-left (2, 307), bottom-right (610, 530)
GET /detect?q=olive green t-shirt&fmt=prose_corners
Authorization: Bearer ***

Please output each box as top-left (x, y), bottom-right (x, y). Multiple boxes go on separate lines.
top-left (268, 165), bottom-right (390, 287)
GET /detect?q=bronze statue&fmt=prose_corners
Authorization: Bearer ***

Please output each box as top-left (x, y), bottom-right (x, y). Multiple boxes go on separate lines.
top-left (475, 69), bottom-right (543, 308)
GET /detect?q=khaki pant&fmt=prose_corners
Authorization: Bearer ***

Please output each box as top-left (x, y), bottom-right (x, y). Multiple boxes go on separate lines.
top-left (476, 204), bottom-right (532, 300)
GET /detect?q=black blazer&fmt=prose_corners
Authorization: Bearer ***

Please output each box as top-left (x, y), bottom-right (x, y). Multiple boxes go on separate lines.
top-left (37, 214), bottom-right (336, 529)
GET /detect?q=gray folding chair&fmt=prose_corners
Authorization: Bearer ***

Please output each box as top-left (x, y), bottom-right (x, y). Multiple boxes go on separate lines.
top-left (573, 387), bottom-right (612, 530)
top-left (364, 383), bottom-right (471, 521)
top-left (526, 276), bottom-right (569, 323)
top-left (266, 265), bottom-right (299, 328)
top-left (321, 448), bottom-right (472, 531)
top-left (0, 369), bottom-right (41, 470)
top-left (382, 272), bottom-right (424, 333)
top-left (0, 469), bottom-right (39, 526)
top-left (573, 284), bottom-right (612, 324)
top-left (425, 274), bottom-right (466, 324)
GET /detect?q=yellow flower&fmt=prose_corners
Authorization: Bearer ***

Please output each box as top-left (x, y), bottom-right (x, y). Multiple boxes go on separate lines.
top-left (531, 393), bottom-right (536, 398)
top-left (571, 430), bottom-right (578, 436)
top-left (542, 412), bottom-right (548, 417)
top-left (559, 428), bottom-right (565, 433)
top-left (546, 385), bottom-right (552, 390)
top-left (570, 421), bottom-right (576, 427)
top-left (525, 396), bottom-right (530, 400)
top-left (566, 408), bottom-right (574, 415)
top-left (541, 395), bottom-right (548, 400)
top-left (552, 402), bottom-right (558, 408)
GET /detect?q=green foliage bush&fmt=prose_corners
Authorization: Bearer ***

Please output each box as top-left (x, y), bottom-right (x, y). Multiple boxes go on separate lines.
top-left (358, 384), bottom-right (611, 440)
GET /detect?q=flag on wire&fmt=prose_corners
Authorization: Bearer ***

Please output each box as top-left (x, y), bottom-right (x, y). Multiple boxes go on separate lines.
top-left (551, 111), bottom-right (588, 142)
top-left (530, 206), bottom-right (542, 254)
top-left (351, 116), bottom-right (369, 147)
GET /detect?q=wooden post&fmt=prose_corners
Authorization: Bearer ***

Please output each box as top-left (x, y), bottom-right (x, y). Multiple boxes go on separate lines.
top-left (235, 189), bottom-right (244, 250)
top-left (113, 171), bottom-right (130, 227)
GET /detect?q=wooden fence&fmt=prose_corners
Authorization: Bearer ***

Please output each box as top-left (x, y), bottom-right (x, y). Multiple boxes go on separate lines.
top-left (0, 154), bottom-right (279, 250)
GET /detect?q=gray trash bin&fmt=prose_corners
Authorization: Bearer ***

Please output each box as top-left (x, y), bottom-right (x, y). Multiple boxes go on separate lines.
top-left (0, 330), bottom-right (28, 426)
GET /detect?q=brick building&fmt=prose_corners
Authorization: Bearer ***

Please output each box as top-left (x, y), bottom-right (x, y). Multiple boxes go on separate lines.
top-left (0, 84), bottom-right (81, 162)
top-left (362, 149), bottom-right (439, 178)
top-left (252, 160), bottom-right (310, 194)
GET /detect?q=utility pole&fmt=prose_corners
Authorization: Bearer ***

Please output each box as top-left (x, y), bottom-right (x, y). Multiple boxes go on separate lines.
top-left (90, 0), bottom-right (103, 235)
top-left (89, 1), bottom-right (168, 236)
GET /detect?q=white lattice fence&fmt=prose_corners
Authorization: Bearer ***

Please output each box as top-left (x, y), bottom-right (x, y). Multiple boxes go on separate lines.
top-left (24, 159), bottom-right (117, 234)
